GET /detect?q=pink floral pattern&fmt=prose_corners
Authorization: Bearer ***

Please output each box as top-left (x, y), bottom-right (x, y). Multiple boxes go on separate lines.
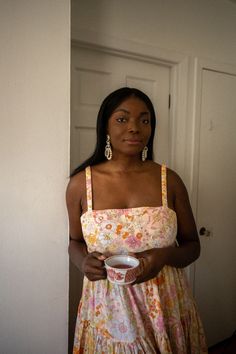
top-left (73, 166), bottom-right (207, 354)
top-left (107, 268), bottom-right (124, 282)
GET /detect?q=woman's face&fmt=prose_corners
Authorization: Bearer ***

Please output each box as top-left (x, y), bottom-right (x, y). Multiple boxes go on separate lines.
top-left (107, 96), bottom-right (152, 158)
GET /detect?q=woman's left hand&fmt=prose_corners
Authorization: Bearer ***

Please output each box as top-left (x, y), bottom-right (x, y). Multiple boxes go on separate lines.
top-left (131, 248), bottom-right (169, 284)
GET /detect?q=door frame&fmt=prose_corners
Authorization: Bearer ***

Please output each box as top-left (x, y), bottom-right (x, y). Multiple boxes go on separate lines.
top-left (71, 28), bottom-right (190, 176)
top-left (188, 57), bottom-right (236, 291)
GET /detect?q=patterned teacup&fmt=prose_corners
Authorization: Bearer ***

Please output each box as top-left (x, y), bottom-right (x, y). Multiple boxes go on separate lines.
top-left (104, 255), bottom-right (140, 285)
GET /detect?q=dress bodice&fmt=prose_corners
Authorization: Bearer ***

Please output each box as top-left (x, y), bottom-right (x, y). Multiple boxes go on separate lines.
top-left (80, 165), bottom-right (177, 254)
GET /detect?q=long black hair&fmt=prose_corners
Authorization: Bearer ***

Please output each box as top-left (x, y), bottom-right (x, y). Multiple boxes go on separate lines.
top-left (71, 87), bottom-right (157, 176)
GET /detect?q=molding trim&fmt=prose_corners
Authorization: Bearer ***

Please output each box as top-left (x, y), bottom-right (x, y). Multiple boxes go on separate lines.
top-left (71, 28), bottom-right (186, 64)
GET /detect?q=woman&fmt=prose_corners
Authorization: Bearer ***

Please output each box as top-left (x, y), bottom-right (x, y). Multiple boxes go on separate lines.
top-left (66, 87), bottom-right (207, 353)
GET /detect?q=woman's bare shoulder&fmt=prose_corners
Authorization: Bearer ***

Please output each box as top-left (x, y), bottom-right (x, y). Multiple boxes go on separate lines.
top-left (166, 166), bottom-right (181, 181)
top-left (66, 170), bottom-right (86, 202)
top-left (145, 160), bottom-right (162, 173)
top-left (144, 161), bottom-right (184, 183)
top-left (166, 167), bottom-right (189, 198)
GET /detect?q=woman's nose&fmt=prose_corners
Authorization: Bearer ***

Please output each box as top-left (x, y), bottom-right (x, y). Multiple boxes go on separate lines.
top-left (128, 120), bottom-right (139, 132)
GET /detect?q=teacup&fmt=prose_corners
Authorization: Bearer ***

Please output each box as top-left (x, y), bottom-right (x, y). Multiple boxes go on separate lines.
top-left (104, 255), bottom-right (139, 285)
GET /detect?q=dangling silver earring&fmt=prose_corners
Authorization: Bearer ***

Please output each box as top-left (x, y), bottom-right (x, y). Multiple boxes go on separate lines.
top-left (142, 146), bottom-right (148, 161)
top-left (105, 134), bottom-right (112, 160)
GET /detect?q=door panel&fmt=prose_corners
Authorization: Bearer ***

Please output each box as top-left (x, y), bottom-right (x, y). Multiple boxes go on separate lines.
top-left (194, 69), bottom-right (236, 346)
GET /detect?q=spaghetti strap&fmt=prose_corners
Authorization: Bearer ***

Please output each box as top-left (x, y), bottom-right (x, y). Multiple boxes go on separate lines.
top-left (85, 166), bottom-right (93, 211)
top-left (161, 165), bottom-right (168, 207)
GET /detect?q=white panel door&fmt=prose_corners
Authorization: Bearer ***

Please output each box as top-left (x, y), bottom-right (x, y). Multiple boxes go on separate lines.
top-left (71, 46), bottom-right (171, 172)
top-left (194, 69), bottom-right (236, 346)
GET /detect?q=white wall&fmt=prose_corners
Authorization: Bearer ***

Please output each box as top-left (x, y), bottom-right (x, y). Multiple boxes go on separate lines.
top-left (72, 0), bottom-right (236, 65)
top-left (0, 1), bottom-right (70, 353)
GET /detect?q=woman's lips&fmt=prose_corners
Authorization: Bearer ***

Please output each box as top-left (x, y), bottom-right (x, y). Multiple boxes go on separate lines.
top-left (124, 139), bottom-right (142, 145)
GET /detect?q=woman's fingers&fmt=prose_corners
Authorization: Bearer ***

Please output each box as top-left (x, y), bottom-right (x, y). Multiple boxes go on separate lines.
top-left (136, 257), bottom-right (145, 275)
top-left (84, 258), bottom-right (104, 272)
top-left (83, 251), bottom-right (107, 281)
top-left (92, 252), bottom-right (106, 261)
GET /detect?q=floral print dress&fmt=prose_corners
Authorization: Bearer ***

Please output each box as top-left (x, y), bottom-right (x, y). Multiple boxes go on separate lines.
top-left (73, 165), bottom-right (207, 353)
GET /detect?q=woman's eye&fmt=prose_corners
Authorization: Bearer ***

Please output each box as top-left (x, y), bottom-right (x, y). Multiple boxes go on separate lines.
top-left (142, 119), bottom-right (150, 124)
top-left (116, 117), bottom-right (127, 123)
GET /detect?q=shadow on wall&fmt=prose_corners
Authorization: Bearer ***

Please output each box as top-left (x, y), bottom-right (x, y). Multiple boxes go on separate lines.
top-left (68, 261), bottom-right (83, 354)
top-left (69, 2), bottom-right (105, 352)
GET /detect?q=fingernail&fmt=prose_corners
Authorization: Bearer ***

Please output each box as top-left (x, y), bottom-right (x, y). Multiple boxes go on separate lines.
top-left (98, 255), bottom-right (106, 260)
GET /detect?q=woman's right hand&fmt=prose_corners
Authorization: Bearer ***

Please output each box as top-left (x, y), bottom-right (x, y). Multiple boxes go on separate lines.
top-left (82, 252), bottom-right (107, 281)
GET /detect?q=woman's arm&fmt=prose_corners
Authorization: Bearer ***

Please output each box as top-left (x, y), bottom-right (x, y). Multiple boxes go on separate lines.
top-left (134, 169), bottom-right (200, 283)
top-left (66, 173), bottom-right (106, 281)
top-left (165, 168), bottom-right (200, 266)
